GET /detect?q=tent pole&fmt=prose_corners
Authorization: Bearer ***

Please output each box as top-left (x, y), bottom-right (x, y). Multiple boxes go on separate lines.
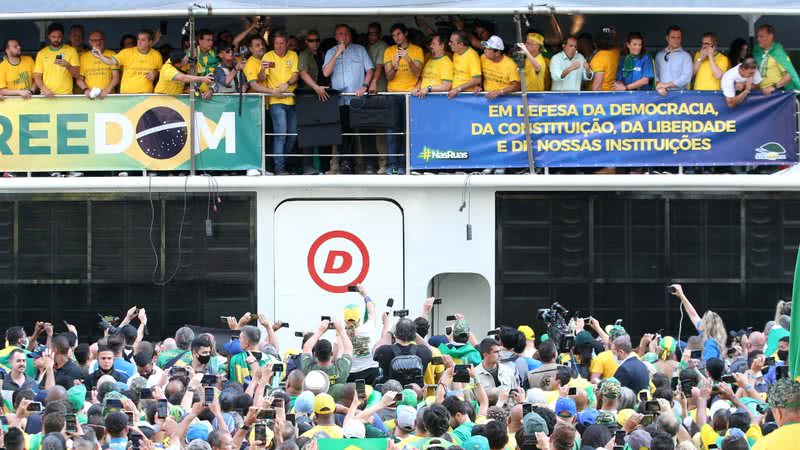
top-left (514, 13), bottom-right (536, 174)
top-left (743, 14), bottom-right (760, 50)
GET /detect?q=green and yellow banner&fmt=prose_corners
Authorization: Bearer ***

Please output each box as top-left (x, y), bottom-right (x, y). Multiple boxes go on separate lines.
top-left (318, 439), bottom-right (388, 450)
top-left (0, 94), bottom-right (262, 171)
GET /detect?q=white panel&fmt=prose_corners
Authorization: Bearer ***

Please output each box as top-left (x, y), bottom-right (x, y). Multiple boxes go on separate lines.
top-left (273, 199), bottom-right (404, 345)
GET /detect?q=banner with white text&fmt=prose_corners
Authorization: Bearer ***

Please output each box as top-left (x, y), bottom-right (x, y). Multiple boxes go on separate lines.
top-left (0, 94), bottom-right (262, 171)
top-left (409, 91), bottom-right (798, 169)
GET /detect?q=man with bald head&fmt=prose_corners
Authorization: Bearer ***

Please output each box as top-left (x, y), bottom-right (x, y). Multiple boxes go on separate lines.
top-left (731, 331), bottom-right (766, 373)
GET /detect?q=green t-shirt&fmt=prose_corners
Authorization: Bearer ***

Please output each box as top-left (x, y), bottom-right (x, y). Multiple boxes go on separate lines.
top-left (449, 422), bottom-right (475, 445)
top-left (299, 353), bottom-right (353, 385)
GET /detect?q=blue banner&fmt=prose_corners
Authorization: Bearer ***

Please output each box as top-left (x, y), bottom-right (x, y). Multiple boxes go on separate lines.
top-left (409, 91), bottom-right (798, 169)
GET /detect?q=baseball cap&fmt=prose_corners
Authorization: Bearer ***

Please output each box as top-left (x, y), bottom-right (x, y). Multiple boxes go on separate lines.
top-left (606, 325), bottom-right (627, 341)
top-left (186, 422), bottom-right (210, 442)
top-left (295, 391), bottom-right (315, 414)
top-left (599, 378), bottom-right (621, 400)
top-left (342, 420), bottom-right (366, 438)
top-left (526, 388), bottom-right (547, 406)
top-left (344, 304), bottom-right (361, 323)
top-left (523, 412), bottom-right (549, 435)
top-left (518, 326), bottom-right (535, 342)
top-left (616, 408), bottom-right (634, 426)
top-left (626, 429), bottom-right (652, 449)
top-left (555, 398), bottom-right (577, 418)
top-left (313, 393), bottom-right (336, 414)
top-left (398, 389), bottom-right (418, 407)
top-left (575, 330), bottom-right (594, 348)
top-left (709, 399), bottom-right (732, 418)
top-left (67, 385), bottom-right (87, 412)
top-left (453, 320), bottom-right (471, 336)
top-left (481, 35), bottom-right (504, 51)
top-left (396, 405), bottom-right (417, 432)
top-left (768, 378), bottom-right (800, 409)
top-left (526, 33), bottom-right (544, 46)
top-left (463, 435), bottom-right (490, 450)
top-left (595, 410), bottom-right (616, 426)
top-left (577, 408), bottom-right (598, 427)
top-left (303, 370), bottom-right (330, 394)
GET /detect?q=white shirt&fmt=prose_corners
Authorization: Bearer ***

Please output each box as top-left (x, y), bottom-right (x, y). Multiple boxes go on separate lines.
top-left (721, 64), bottom-right (763, 98)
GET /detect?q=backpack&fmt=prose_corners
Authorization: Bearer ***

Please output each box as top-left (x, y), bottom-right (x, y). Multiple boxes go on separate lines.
top-left (389, 345), bottom-right (424, 385)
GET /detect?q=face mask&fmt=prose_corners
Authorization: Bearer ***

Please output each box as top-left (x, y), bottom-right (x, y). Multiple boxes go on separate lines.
top-left (197, 354), bottom-right (211, 365)
top-left (777, 350), bottom-right (789, 361)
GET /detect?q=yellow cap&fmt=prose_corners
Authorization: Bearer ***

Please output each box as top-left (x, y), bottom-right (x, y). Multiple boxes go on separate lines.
top-left (617, 408), bottom-right (635, 426)
top-left (344, 304), bottom-right (361, 323)
top-left (518, 325), bottom-right (535, 342)
top-left (313, 393), bottom-right (336, 414)
top-left (526, 33), bottom-right (544, 45)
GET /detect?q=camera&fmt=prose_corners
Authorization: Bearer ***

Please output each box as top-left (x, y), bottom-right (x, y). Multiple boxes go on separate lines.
top-left (98, 314), bottom-right (119, 335)
top-left (537, 302), bottom-right (571, 351)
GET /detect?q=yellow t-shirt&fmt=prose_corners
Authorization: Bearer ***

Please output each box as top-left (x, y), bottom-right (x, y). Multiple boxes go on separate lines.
top-left (424, 347), bottom-right (445, 386)
top-left (244, 56), bottom-right (264, 84)
top-left (34, 45), bottom-right (80, 95)
top-left (262, 50), bottom-right (298, 106)
top-left (154, 62), bottom-right (185, 95)
top-left (80, 49), bottom-right (118, 90)
top-left (300, 424), bottom-right (344, 439)
top-left (760, 54), bottom-right (788, 88)
top-left (692, 51), bottom-right (730, 90)
top-left (589, 49), bottom-right (619, 91)
top-left (114, 47), bottom-right (163, 94)
top-left (524, 54), bottom-right (547, 92)
top-left (752, 422), bottom-right (797, 450)
top-left (384, 44), bottom-right (424, 92)
top-left (452, 47), bottom-right (482, 89)
top-left (0, 56), bottom-right (35, 90)
top-left (481, 54), bottom-right (520, 92)
top-left (589, 350), bottom-right (619, 379)
top-left (420, 55), bottom-right (454, 88)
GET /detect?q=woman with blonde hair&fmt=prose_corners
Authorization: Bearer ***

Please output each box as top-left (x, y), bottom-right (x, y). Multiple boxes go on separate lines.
top-left (669, 284), bottom-right (727, 361)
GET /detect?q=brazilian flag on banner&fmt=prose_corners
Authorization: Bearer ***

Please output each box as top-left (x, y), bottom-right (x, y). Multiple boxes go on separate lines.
top-left (318, 439), bottom-right (388, 450)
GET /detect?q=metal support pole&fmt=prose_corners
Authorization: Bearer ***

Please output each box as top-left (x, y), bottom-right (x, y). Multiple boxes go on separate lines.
top-left (742, 14), bottom-right (760, 50)
top-left (188, 7), bottom-right (197, 175)
top-left (514, 13), bottom-right (536, 174)
top-left (405, 93), bottom-right (411, 175)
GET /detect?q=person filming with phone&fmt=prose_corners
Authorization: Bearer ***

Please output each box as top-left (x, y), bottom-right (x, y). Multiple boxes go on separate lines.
top-left (300, 317), bottom-right (353, 386)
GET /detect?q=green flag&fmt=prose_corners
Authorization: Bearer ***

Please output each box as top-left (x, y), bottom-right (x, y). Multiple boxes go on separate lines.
top-left (318, 439), bottom-right (388, 450)
top-left (790, 245), bottom-right (800, 378)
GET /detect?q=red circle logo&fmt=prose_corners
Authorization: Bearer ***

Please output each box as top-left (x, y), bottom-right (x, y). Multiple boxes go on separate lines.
top-left (307, 230), bottom-right (370, 293)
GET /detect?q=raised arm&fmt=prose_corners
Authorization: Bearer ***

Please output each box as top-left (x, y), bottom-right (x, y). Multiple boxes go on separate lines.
top-left (670, 284), bottom-right (702, 330)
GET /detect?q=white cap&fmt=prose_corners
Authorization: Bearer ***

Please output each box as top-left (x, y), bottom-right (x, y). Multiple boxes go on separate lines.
top-left (526, 388), bottom-right (547, 406)
top-left (342, 420), bottom-right (366, 439)
top-left (89, 87), bottom-right (102, 99)
top-left (482, 35), bottom-right (504, 51)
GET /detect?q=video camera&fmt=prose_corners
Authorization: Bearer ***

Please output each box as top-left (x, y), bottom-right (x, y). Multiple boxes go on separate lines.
top-left (537, 302), bottom-right (572, 351)
top-left (98, 314), bottom-right (120, 335)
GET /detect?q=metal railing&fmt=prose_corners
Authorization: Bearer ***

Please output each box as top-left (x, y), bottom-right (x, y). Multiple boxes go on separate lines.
top-left (0, 90), bottom-right (795, 176)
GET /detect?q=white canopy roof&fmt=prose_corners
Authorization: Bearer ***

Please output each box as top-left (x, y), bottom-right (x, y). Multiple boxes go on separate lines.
top-left (1, 0), bottom-right (799, 19)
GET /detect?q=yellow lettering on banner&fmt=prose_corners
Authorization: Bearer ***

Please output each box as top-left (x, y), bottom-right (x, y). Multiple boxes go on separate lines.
top-left (472, 123), bottom-right (495, 135)
top-left (511, 140), bottom-right (529, 152)
top-left (497, 140), bottom-right (508, 152)
top-left (620, 121), bottom-right (644, 133)
top-left (488, 105), bottom-right (512, 117)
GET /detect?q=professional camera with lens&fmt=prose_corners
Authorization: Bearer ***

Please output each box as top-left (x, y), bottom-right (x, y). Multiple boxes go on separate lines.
top-left (98, 314), bottom-right (119, 335)
top-left (537, 302), bottom-right (571, 351)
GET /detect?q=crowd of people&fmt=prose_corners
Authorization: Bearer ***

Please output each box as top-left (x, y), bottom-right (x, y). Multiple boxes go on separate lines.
top-left (0, 283), bottom-right (796, 450)
top-left (0, 17), bottom-right (794, 175)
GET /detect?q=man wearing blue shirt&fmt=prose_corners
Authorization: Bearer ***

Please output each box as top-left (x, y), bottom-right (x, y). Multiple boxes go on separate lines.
top-left (322, 24), bottom-right (375, 174)
top-left (655, 25), bottom-right (692, 95)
